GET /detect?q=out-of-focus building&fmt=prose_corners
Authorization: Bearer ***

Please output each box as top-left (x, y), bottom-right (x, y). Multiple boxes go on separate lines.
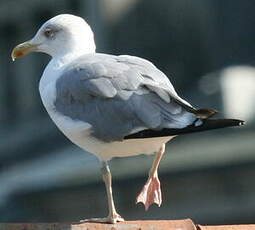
top-left (0, 0), bottom-right (254, 224)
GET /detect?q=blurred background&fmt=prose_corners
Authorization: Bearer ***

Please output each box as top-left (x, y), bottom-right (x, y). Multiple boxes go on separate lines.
top-left (0, 0), bottom-right (255, 225)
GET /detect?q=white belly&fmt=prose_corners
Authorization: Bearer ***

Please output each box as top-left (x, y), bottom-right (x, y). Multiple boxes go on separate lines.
top-left (59, 120), bottom-right (174, 160)
top-left (46, 104), bottom-right (173, 160)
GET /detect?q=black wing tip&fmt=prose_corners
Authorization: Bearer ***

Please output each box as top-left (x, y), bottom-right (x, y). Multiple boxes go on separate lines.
top-left (124, 118), bottom-right (245, 140)
top-left (195, 108), bottom-right (245, 127)
top-left (202, 118), bottom-right (245, 128)
top-left (238, 120), bottom-right (245, 126)
top-left (225, 118), bottom-right (245, 126)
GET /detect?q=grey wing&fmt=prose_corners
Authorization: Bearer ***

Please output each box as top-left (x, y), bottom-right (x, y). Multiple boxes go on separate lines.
top-left (54, 53), bottom-right (198, 142)
top-left (117, 55), bottom-right (195, 110)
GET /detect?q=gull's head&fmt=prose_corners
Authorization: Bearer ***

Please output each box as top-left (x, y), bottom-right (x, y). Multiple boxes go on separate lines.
top-left (11, 14), bottom-right (96, 60)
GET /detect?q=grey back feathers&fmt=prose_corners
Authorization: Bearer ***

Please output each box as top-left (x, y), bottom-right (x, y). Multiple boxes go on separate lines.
top-left (54, 53), bottom-right (197, 142)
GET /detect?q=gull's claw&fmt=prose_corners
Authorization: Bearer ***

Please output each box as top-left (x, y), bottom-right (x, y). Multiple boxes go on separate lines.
top-left (80, 214), bottom-right (124, 224)
top-left (136, 175), bottom-right (162, 211)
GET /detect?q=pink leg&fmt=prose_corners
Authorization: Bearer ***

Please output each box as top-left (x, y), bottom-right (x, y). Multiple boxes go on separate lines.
top-left (136, 144), bottom-right (165, 210)
top-left (81, 161), bottom-right (124, 223)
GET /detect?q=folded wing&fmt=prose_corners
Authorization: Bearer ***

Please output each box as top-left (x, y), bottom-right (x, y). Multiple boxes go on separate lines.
top-left (54, 53), bottom-right (219, 142)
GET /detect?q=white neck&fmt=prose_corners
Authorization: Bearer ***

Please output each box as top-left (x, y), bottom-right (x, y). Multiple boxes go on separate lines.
top-left (39, 51), bottom-right (82, 94)
top-left (52, 51), bottom-right (85, 69)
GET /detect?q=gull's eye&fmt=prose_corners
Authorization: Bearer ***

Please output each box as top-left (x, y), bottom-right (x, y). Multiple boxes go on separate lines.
top-left (44, 28), bottom-right (54, 38)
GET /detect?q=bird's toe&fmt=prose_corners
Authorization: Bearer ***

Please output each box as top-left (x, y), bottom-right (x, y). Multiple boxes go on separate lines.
top-left (136, 175), bottom-right (162, 210)
top-left (80, 214), bottom-right (124, 224)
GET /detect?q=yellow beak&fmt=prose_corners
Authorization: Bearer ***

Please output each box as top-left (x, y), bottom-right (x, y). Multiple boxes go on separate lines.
top-left (11, 41), bottom-right (39, 61)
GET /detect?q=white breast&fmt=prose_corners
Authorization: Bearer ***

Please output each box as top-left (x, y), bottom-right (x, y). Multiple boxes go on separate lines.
top-left (39, 58), bottom-right (93, 147)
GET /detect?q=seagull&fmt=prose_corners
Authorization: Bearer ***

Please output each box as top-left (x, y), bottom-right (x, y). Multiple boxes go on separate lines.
top-left (11, 14), bottom-right (244, 223)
